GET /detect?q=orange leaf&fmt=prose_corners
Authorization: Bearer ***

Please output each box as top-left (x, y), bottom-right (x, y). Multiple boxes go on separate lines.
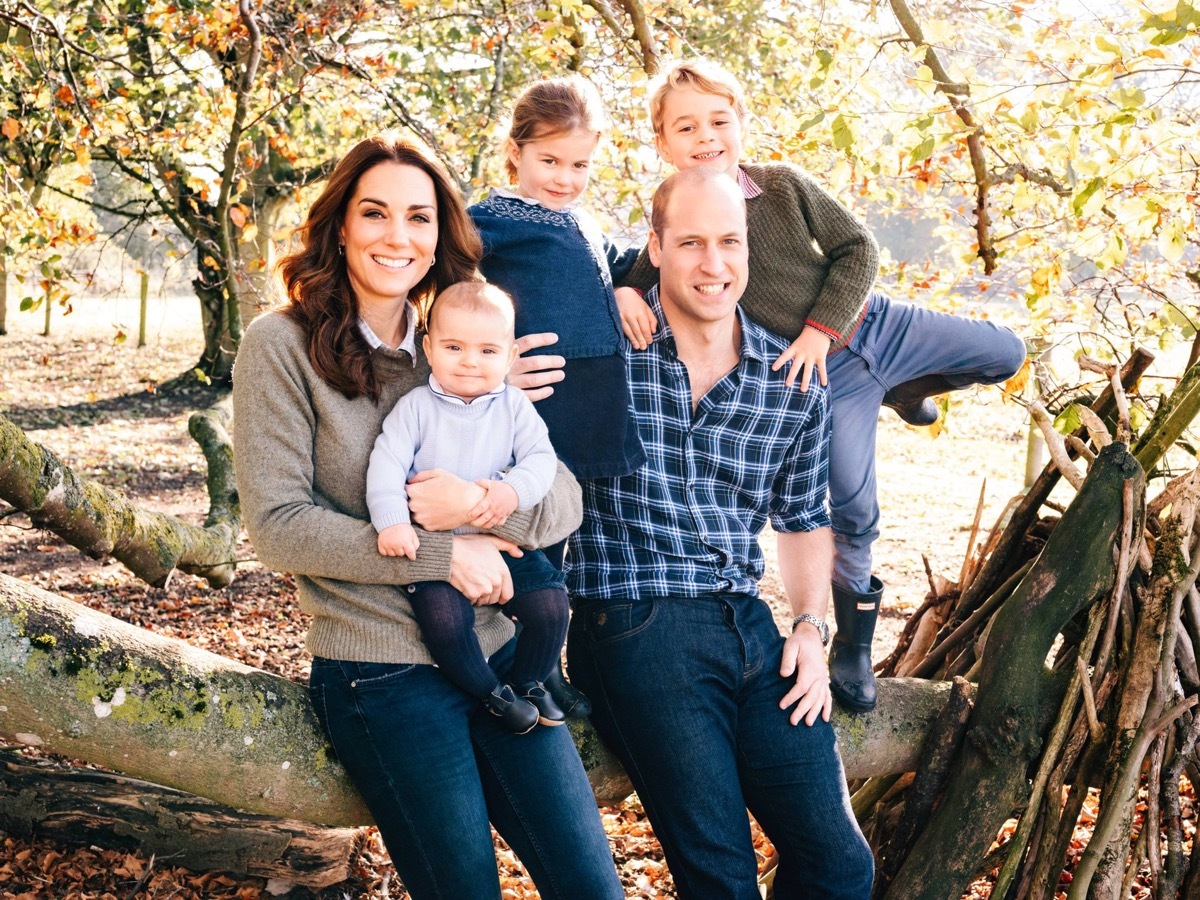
top-left (55, 84), bottom-right (75, 104)
top-left (229, 205), bottom-right (247, 228)
top-left (1, 117), bottom-right (19, 140)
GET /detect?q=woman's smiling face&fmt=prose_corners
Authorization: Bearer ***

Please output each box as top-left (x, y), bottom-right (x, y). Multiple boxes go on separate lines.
top-left (339, 161), bottom-right (439, 310)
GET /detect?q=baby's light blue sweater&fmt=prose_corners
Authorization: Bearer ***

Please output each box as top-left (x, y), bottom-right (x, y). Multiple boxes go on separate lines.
top-left (366, 376), bottom-right (558, 533)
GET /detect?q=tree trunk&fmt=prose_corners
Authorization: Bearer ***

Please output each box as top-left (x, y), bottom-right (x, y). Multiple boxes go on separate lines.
top-left (0, 258), bottom-right (8, 336)
top-left (0, 400), bottom-right (238, 589)
top-left (0, 749), bottom-right (362, 891)
top-left (882, 443), bottom-right (1145, 900)
top-left (0, 573), bottom-right (952, 826)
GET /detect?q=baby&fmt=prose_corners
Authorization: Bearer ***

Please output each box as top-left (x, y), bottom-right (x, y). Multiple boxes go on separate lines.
top-left (366, 281), bottom-right (568, 734)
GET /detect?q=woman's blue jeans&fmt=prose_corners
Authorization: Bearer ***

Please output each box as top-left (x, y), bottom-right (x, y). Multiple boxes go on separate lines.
top-left (827, 291), bottom-right (1026, 593)
top-left (568, 592), bottom-right (875, 899)
top-left (308, 637), bottom-right (622, 900)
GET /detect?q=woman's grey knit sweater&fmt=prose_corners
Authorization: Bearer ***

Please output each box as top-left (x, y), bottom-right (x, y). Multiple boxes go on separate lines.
top-left (232, 311), bottom-right (582, 665)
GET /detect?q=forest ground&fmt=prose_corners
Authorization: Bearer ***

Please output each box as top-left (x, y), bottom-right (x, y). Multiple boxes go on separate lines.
top-left (0, 297), bottom-right (1033, 899)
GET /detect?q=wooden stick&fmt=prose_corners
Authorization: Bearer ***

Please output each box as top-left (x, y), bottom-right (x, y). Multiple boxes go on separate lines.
top-left (958, 479), bottom-right (987, 589)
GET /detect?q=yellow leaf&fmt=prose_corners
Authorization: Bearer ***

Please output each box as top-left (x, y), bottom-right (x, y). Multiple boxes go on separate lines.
top-left (1095, 232), bottom-right (1126, 270)
top-left (914, 64), bottom-right (936, 95)
top-left (1158, 217), bottom-right (1186, 262)
top-left (76, 172), bottom-right (93, 186)
top-left (1003, 358), bottom-right (1031, 400)
top-left (1, 117), bottom-right (19, 140)
top-left (241, 223), bottom-right (258, 244)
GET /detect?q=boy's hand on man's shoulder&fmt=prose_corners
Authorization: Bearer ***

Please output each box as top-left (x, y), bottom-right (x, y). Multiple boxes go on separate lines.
top-left (772, 326), bottom-right (832, 392)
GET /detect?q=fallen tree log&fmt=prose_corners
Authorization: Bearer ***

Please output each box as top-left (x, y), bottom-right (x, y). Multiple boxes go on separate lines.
top-left (0, 748), bottom-right (361, 890)
top-left (0, 572), bottom-right (951, 824)
top-left (0, 401), bottom-right (238, 589)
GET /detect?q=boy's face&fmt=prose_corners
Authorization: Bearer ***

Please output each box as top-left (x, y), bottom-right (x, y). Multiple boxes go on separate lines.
top-left (654, 86), bottom-right (744, 178)
top-left (507, 128), bottom-right (599, 211)
top-left (422, 305), bottom-right (518, 401)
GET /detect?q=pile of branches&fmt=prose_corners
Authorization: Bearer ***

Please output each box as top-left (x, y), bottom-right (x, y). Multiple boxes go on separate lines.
top-left (855, 349), bottom-right (1200, 900)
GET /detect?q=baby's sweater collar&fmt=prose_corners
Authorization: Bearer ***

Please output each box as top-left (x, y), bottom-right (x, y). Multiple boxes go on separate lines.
top-left (427, 374), bottom-right (507, 410)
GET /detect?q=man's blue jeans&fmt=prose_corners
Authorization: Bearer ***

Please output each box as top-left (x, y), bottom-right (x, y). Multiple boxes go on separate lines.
top-left (308, 637), bottom-right (622, 900)
top-left (568, 592), bottom-right (875, 899)
top-left (827, 291), bottom-right (1026, 593)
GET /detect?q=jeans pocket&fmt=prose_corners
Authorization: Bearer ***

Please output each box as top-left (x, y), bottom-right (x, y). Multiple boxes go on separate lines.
top-left (343, 661), bottom-right (418, 690)
top-left (585, 599), bottom-right (657, 646)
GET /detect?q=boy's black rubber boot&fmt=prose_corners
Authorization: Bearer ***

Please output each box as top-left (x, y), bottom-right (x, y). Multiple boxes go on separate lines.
top-left (516, 681), bottom-right (567, 727)
top-left (882, 374), bottom-right (956, 426)
top-left (545, 661), bottom-right (592, 717)
top-left (484, 684), bottom-right (539, 734)
top-left (829, 577), bottom-right (884, 712)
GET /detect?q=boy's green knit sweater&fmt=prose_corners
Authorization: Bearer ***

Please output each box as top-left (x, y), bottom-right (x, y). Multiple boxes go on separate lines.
top-left (623, 162), bottom-right (879, 349)
top-left (232, 311), bottom-right (582, 665)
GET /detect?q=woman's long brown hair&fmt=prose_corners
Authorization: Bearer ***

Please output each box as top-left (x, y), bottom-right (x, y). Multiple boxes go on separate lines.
top-left (279, 135), bottom-right (482, 401)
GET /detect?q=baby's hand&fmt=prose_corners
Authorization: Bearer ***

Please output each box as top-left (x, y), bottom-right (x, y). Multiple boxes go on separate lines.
top-left (378, 523), bottom-right (420, 560)
top-left (772, 326), bottom-right (832, 391)
top-left (615, 287), bottom-right (658, 350)
top-left (468, 480), bottom-right (520, 529)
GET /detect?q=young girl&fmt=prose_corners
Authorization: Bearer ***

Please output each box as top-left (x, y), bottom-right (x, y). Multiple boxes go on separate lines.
top-left (468, 76), bottom-right (644, 715)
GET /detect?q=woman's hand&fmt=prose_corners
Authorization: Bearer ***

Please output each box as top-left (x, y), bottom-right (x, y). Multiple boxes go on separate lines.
top-left (450, 534), bottom-right (523, 605)
top-left (508, 332), bottom-right (565, 402)
top-left (407, 469), bottom-right (486, 532)
top-left (772, 326), bottom-right (832, 391)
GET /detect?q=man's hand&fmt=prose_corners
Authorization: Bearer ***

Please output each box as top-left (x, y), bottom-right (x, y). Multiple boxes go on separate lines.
top-left (615, 287), bottom-right (658, 350)
top-left (779, 623), bottom-right (833, 726)
top-left (771, 325), bottom-right (832, 391)
top-left (508, 332), bottom-right (565, 402)
top-left (377, 523), bottom-right (420, 560)
top-left (468, 479), bottom-right (520, 529)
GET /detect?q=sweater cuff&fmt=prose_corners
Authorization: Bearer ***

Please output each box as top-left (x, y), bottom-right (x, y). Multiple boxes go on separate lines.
top-left (410, 530), bottom-right (455, 581)
top-left (498, 470), bottom-right (541, 511)
top-left (803, 319), bottom-right (842, 342)
top-left (371, 507), bottom-right (412, 531)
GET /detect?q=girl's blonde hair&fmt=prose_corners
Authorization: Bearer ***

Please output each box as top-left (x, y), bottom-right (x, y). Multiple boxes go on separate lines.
top-left (647, 59), bottom-right (749, 135)
top-left (504, 76), bottom-right (608, 181)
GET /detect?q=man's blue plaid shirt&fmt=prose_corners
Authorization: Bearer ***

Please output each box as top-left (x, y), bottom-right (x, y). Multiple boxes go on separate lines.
top-left (567, 286), bottom-right (831, 601)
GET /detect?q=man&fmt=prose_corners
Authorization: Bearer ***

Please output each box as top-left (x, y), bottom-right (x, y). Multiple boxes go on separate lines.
top-left (565, 167), bottom-right (874, 899)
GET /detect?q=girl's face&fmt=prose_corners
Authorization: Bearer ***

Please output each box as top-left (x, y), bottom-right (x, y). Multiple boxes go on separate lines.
top-left (339, 162), bottom-right (438, 311)
top-left (506, 127), bottom-right (599, 211)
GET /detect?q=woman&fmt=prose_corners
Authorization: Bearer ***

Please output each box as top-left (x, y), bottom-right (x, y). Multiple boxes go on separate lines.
top-left (232, 134), bottom-right (622, 899)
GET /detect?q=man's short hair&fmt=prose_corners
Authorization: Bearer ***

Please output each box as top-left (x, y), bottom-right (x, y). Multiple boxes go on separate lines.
top-left (647, 59), bottom-right (749, 136)
top-left (426, 281), bottom-right (516, 337)
top-left (651, 167), bottom-right (746, 238)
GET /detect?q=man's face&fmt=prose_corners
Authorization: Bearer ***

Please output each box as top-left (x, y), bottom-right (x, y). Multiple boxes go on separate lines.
top-left (648, 180), bottom-right (748, 330)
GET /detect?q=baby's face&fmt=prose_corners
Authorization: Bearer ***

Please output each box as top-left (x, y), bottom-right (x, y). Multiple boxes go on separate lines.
top-left (423, 305), bottom-right (517, 400)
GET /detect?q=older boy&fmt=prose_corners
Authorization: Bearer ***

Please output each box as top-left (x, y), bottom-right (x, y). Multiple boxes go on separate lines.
top-left (617, 59), bottom-right (1025, 712)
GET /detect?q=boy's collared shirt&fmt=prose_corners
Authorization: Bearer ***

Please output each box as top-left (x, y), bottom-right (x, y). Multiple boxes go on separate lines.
top-left (567, 286), bottom-right (831, 601)
top-left (736, 166), bottom-right (763, 199)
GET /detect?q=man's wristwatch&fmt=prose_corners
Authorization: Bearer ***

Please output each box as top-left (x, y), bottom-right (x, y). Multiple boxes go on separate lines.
top-left (791, 613), bottom-right (830, 646)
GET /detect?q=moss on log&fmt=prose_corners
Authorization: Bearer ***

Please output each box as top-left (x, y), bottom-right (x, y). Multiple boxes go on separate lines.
top-left (0, 402), bottom-right (238, 589)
